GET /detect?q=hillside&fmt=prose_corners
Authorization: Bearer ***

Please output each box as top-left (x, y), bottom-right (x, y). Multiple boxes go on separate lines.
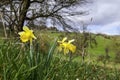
top-left (0, 29), bottom-right (120, 63)
top-left (38, 30), bottom-right (120, 62)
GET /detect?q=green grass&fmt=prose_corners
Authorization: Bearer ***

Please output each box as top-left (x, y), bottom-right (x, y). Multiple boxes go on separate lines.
top-left (0, 40), bottom-right (120, 80)
top-left (88, 36), bottom-right (115, 58)
top-left (0, 30), bottom-right (120, 80)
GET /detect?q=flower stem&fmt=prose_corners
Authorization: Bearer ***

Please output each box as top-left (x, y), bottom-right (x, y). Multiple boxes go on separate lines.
top-left (30, 39), bottom-right (33, 67)
top-left (69, 52), bottom-right (72, 62)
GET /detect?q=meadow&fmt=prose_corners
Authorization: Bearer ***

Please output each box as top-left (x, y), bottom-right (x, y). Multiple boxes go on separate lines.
top-left (0, 28), bottom-right (120, 80)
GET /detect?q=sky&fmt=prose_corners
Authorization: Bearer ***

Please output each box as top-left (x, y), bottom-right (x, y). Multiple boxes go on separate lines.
top-left (24, 0), bottom-right (120, 35)
top-left (77, 0), bottom-right (120, 35)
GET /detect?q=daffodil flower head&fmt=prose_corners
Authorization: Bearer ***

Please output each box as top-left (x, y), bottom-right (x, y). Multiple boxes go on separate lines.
top-left (18, 26), bottom-right (37, 43)
top-left (57, 37), bottom-right (67, 43)
top-left (57, 37), bottom-right (76, 55)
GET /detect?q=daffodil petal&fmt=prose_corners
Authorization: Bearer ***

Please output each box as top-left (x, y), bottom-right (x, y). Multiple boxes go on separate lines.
top-left (21, 38), bottom-right (29, 42)
top-left (23, 26), bottom-right (30, 32)
top-left (64, 48), bottom-right (69, 55)
top-left (30, 30), bottom-right (33, 32)
top-left (31, 34), bottom-right (37, 39)
top-left (57, 40), bottom-right (61, 43)
top-left (68, 39), bottom-right (75, 43)
top-left (20, 34), bottom-right (29, 42)
top-left (62, 37), bottom-right (67, 42)
top-left (69, 44), bottom-right (76, 53)
top-left (18, 32), bottom-right (25, 35)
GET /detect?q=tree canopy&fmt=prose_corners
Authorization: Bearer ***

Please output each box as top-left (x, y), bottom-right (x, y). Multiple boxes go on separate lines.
top-left (0, 0), bottom-right (89, 32)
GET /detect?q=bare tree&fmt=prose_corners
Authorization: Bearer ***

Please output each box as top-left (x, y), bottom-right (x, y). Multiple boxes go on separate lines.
top-left (0, 0), bottom-right (89, 32)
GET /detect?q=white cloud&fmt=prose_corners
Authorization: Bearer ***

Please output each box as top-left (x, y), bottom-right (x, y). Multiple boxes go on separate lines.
top-left (87, 21), bottom-right (120, 35)
top-left (99, 22), bottom-right (120, 35)
top-left (90, 0), bottom-right (120, 25)
top-left (76, 0), bottom-right (120, 35)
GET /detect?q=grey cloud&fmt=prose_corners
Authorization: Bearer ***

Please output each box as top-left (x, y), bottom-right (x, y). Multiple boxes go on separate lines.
top-left (71, 0), bottom-right (120, 35)
top-left (89, 0), bottom-right (120, 25)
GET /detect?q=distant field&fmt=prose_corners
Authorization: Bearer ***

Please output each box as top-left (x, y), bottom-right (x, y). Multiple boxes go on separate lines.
top-left (0, 29), bottom-right (117, 56)
top-left (88, 36), bottom-right (114, 57)
top-left (39, 30), bottom-right (120, 62)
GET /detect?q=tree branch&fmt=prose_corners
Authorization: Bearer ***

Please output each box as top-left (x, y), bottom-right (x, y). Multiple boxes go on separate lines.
top-left (30, 0), bottom-right (44, 4)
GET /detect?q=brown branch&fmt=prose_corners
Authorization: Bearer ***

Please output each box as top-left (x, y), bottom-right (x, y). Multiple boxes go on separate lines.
top-left (0, 0), bottom-right (11, 7)
top-left (30, 0), bottom-right (44, 4)
top-left (25, 2), bottom-right (75, 20)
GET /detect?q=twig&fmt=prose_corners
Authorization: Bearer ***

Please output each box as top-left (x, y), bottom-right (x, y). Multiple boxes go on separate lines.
top-left (0, 12), bottom-right (7, 38)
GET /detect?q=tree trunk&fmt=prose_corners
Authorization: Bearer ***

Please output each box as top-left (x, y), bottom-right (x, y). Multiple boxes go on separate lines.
top-left (18, 0), bottom-right (30, 31)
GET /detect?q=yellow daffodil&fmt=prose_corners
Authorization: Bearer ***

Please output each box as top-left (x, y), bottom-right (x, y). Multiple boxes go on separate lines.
top-left (57, 37), bottom-right (67, 43)
top-left (58, 37), bottom-right (76, 55)
top-left (57, 37), bottom-right (67, 52)
top-left (18, 26), bottom-right (36, 43)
